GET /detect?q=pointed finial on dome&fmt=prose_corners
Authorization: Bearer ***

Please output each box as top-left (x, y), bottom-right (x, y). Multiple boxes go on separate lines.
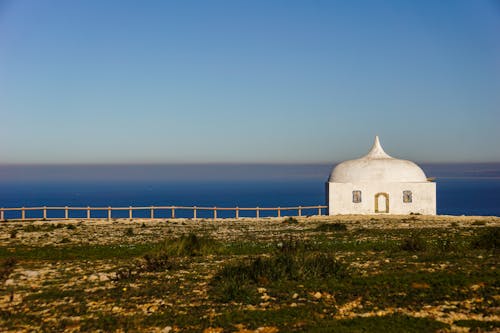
top-left (365, 135), bottom-right (391, 159)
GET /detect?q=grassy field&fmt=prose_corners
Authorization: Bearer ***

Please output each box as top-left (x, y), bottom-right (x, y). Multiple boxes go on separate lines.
top-left (0, 215), bottom-right (499, 332)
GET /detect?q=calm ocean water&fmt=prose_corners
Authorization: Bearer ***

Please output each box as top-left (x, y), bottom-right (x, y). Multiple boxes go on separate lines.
top-left (0, 164), bottom-right (499, 218)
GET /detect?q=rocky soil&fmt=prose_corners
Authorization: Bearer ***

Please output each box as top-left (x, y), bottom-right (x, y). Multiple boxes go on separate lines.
top-left (0, 215), bottom-right (499, 332)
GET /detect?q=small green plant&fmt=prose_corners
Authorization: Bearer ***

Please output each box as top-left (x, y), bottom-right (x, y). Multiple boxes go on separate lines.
top-left (454, 320), bottom-right (500, 331)
top-left (115, 250), bottom-right (174, 281)
top-left (141, 253), bottom-right (172, 272)
top-left (158, 233), bottom-right (223, 256)
top-left (434, 237), bottom-right (459, 253)
top-left (0, 257), bottom-right (17, 281)
top-left (22, 223), bottom-right (65, 232)
top-left (124, 227), bottom-right (134, 237)
top-left (315, 223), bottom-right (347, 232)
top-left (282, 217), bottom-right (298, 224)
top-left (400, 234), bottom-right (427, 252)
top-left (276, 237), bottom-right (313, 255)
top-left (471, 227), bottom-right (499, 250)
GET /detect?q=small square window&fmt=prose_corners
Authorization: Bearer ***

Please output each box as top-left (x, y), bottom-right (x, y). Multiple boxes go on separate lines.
top-left (352, 190), bottom-right (362, 203)
top-left (403, 190), bottom-right (412, 203)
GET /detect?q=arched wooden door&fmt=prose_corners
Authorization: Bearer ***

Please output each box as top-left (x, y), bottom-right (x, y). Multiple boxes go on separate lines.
top-left (375, 193), bottom-right (389, 213)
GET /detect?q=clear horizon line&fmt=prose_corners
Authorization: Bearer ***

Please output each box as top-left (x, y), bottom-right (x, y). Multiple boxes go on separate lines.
top-left (1, 161), bottom-right (500, 166)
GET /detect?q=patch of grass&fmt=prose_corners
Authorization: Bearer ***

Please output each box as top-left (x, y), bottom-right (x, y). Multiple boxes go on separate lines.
top-left (282, 217), bottom-right (298, 224)
top-left (315, 222), bottom-right (347, 232)
top-left (0, 244), bottom-right (158, 260)
top-left (432, 235), bottom-right (462, 253)
top-left (9, 229), bottom-right (17, 238)
top-left (0, 310), bottom-right (42, 331)
top-left (115, 251), bottom-right (175, 281)
top-left (157, 233), bottom-right (224, 256)
top-left (314, 315), bottom-right (447, 332)
top-left (216, 310), bottom-right (447, 333)
top-left (454, 319), bottom-right (500, 330)
top-left (399, 234), bottom-right (427, 252)
top-left (59, 237), bottom-right (71, 244)
top-left (0, 257), bottom-right (17, 281)
top-left (471, 227), bottom-right (499, 250)
top-left (24, 287), bottom-right (86, 302)
top-left (211, 240), bottom-right (349, 302)
top-left (22, 223), bottom-right (65, 232)
top-left (124, 227), bottom-right (134, 236)
top-left (114, 235), bottom-right (217, 281)
top-left (330, 268), bottom-right (499, 308)
top-left (80, 313), bottom-right (142, 332)
top-left (471, 220), bottom-right (486, 226)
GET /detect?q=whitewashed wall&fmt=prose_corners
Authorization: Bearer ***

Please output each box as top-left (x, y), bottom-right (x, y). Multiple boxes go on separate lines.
top-left (327, 182), bottom-right (436, 215)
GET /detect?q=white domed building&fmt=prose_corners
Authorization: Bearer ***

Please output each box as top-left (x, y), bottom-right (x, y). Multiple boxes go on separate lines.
top-left (327, 136), bottom-right (436, 215)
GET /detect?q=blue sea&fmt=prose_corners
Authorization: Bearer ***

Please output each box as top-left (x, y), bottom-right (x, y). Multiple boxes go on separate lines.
top-left (0, 164), bottom-right (499, 219)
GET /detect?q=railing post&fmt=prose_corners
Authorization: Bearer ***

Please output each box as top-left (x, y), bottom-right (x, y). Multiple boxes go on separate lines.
top-left (21, 207), bottom-right (25, 221)
top-left (277, 207), bottom-right (281, 218)
top-left (193, 206), bottom-right (197, 220)
top-left (87, 206), bottom-right (91, 220)
top-left (65, 206), bottom-right (69, 220)
top-left (43, 206), bottom-right (47, 220)
top-left (150, 206), bottom-right (154, 220)
top-left (129, 206), bottom-right (133, 220)
top-left (0, 208), bottom-right (4, 222)
top-left (298, 206), bottom-right (302, 217)
top-left (171, 207), bottom-right (175, 219)
top-left (213, 207), bottom-right (217, 220)
top-left (107, 207), bottom-right (112, 221)
top-left (256, 207), bottom-right (260, 219)
top-left (318, 207), bottom-right (322, 216)
top-left (235, 207), bottom-right (239, 219)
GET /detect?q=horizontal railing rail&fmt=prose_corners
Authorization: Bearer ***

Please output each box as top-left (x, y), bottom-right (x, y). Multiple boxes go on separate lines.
top-left (0, 205), bottom-right (328, 222)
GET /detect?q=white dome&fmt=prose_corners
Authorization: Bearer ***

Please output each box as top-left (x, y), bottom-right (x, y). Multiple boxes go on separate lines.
top-left (329, 136), bottom-right (428, 183)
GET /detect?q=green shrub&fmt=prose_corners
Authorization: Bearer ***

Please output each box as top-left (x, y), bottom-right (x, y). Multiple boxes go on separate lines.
top-left (158, 233), bottom-right (223, 256)
top-left (315, 223), bottom-right (347, 232)
top-left (141, 253), bottom-right (172, 272)
top-left (434, 237), bottom-right (458, 253)
top-left (0, 257), bottom-right (17, 281)
top-left (276, 237), bottom-right (313, 255)
top-left (115, 250), bottom-right (175, 281)
top-left (454, 320), bottom-right (499, 331)
top-left (471, 227), bottom-right (499, 250)
top-left (400, 234), bottom-right (427, 252)
top-left (22, 223), bottom-right (65, 232)
top-left (124, 227), bottom-right (134, 237)
top-left (282, 217), bottom-right (298, 224)
top-left (211, 241), bottom-right (349, 301)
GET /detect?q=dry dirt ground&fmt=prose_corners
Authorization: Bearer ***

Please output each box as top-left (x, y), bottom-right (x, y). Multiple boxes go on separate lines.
top-left (0, 215), bottom-right (499, 332)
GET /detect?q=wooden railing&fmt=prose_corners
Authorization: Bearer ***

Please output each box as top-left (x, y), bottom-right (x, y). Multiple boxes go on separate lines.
top-left (0, 205), bottom-right (328, 222)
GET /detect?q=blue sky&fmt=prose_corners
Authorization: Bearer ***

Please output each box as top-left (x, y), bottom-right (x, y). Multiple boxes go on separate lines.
top-left (1, 0), bottom-right (499, 164)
